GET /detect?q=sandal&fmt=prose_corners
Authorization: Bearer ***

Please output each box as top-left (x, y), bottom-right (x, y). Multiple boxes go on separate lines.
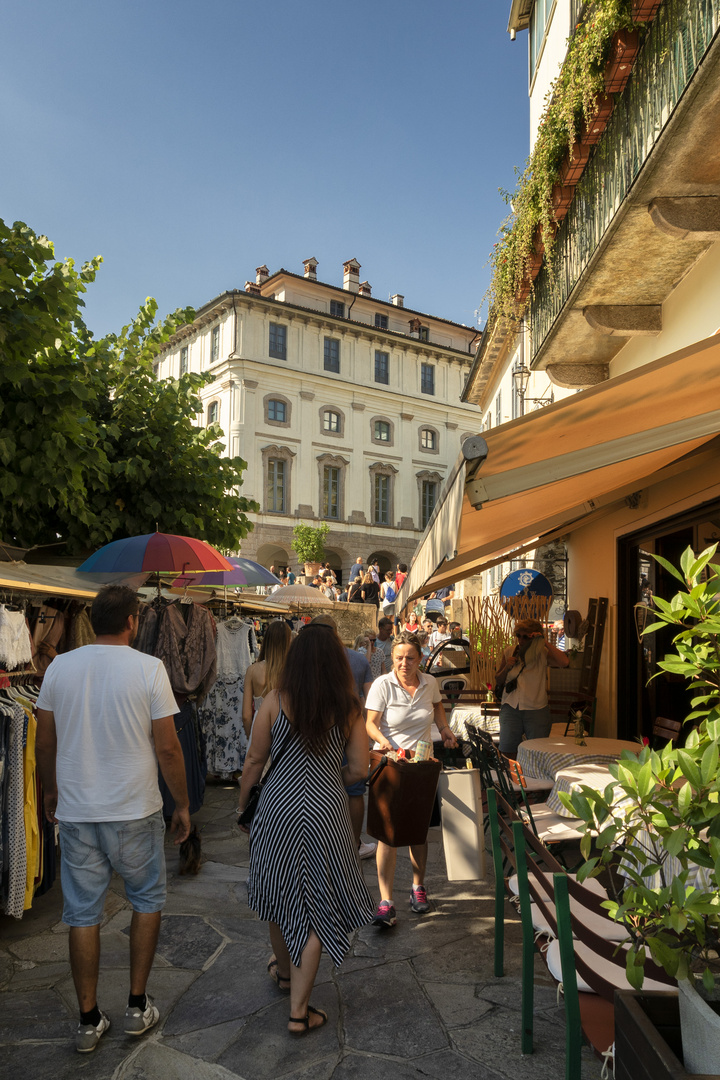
top-left (267, 957), bottom-right (291, 994)
top-left (288, 1005), bottom-right (328, 1037)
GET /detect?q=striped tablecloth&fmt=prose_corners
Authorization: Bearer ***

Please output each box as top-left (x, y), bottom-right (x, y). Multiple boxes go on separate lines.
top-left (449, 705), bottom-right (500, 740)
top-left (546, 762), bottom-right (617, 817)
top-left (517, 736), bottom-right (640, 784)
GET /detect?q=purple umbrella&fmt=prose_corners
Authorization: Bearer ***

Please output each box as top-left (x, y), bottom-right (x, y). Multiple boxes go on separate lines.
top-left (170, 557), bottom-right (281, 589)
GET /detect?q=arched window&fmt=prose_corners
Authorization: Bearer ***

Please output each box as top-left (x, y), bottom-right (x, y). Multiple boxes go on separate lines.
top-left (370, 416), bottom-right (394, 446)
top-left (264, 394), bottom-right (292, 427)
top-left (207, 400), bottom-right (219, 425)
top-left (420, 427), bottom-right (436, 451)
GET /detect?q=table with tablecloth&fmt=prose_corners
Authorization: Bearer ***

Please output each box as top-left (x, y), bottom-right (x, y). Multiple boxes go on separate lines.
top-left (545, 761), bottom-right (618, 817)
top-left (517, 736), bottom-right (640, 785)
top-left (449, 704), bottom-right (500, 741)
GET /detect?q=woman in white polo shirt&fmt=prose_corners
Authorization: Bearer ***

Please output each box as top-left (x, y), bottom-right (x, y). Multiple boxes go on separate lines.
top-left (365, 631), bottom-right (457, 928)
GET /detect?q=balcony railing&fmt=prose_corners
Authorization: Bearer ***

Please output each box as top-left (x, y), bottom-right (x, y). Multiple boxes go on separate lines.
top-left (529, 0), bottom-right (720, 361)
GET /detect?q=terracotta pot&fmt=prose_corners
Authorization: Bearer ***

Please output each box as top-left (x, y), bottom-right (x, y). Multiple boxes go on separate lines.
top-left (580, 93), bottom-right (615, 145)
top-left (515, 275), bottom-right (533, 302)
top-left (551, 184), bottom-right (575, 221)
top-left (631, 0), bottom-right (661, 20)
top-left (527, 251), bottom-right (544, 278)
top-left (604, 28), bottom-right (640, 93)
top-left (303, 561), bottom-right (322, 577)
top-left (558, 142), bottom-right (591, 186)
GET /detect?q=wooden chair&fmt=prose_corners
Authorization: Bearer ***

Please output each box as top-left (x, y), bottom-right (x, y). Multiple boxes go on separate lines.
top-left (547, 689), bottom-right (597, 737)
top-left (512, 814), bottom-right (676, 1078)
top-left (652, 715), bottom-right (682, 748)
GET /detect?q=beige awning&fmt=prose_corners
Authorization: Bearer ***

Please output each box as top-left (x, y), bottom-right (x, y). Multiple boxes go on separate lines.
top-left (0, 562), bottom-right (108, 600)
top-left (399, 332), bottom-right (720, 603)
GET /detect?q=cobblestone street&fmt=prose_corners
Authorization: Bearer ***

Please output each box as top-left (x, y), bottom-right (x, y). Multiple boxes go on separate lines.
top-left (1, 782), bottom-right (602, 1079)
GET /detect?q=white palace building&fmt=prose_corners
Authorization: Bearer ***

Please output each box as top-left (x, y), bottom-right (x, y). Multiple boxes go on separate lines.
top-left (154, 257), bottom-right (481, 581)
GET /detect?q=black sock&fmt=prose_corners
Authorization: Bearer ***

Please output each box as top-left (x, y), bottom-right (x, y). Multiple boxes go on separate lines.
top-left (80, 1005), bottom-right (102, 1026)
top-left (128, 993), bottom-right (146, 1010)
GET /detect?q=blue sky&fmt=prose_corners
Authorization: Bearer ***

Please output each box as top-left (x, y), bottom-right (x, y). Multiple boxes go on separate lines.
top-left (2, 1), bottom-right (530, 337)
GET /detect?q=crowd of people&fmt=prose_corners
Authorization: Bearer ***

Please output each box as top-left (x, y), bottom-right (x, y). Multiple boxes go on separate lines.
top-left (34, 569), bottom-right (474, 1051)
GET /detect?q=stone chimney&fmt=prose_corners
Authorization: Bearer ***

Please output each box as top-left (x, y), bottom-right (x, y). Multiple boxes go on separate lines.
top-left (256, 265), bottom-right (269, 285)
top-left (245, 281), bottom-right (261, 295)
top-left (408, 317), bottom-right (421, 339)
top-left (342, 258), bottom-right (361, 293)
top-left (303, 257), bottom-right (318, 281)
top-left (391, 294), bottom-right (404, 307)
top-left (358, 280), bottom-right (372, 297)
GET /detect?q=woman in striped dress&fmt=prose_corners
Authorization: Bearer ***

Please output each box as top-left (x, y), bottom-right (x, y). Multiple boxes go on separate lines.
top-left (238, 624), bottom-right (374, 1035)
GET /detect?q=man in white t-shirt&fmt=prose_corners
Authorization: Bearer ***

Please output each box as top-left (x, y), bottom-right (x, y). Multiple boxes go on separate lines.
top-left (36, 585), bottom-right (190, 1054)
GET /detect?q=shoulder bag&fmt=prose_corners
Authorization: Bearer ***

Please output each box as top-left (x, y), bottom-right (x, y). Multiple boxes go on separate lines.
top-left (237, 740), bottom-right (287, 827)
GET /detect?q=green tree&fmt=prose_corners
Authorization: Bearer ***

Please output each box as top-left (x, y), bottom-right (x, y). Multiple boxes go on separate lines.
top-left (0, 219), bottom-right (258, 553)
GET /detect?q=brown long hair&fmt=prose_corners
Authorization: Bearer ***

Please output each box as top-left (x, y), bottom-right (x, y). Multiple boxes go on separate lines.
top-left (279, 624), bottom-right (361, 752)
top-left (258, 620), bottom-right (292, 695)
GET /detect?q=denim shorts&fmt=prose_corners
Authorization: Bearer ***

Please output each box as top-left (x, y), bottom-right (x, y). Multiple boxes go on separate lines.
top-left (58, 812), bottom-right (166, 926)
top-left (342, 750), bottom-right (366, 797)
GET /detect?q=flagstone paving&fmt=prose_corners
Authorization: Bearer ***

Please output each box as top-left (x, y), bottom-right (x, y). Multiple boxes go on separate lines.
top-left (0, 781), bottom-right (603, 1079)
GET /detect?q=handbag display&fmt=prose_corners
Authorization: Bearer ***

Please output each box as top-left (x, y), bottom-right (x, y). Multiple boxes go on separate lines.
top-left (366, 749), bottom-right (442, 847)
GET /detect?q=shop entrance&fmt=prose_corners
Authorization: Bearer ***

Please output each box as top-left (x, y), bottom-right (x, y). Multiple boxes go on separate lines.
top-left (617, 499), bottom-right (720, 742)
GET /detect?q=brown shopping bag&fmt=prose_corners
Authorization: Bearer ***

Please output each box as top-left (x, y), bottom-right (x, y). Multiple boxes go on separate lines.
top-left (366, 749), bottom-right (442, 847)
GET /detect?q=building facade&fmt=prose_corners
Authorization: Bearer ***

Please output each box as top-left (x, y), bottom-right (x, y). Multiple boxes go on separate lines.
top-left (404, 0), bottom-right (720, 740)
top-left (155, 258), bottom-right (480, 580)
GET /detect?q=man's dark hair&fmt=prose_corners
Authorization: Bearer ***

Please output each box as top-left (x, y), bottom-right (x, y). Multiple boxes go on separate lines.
top-left (398, 563), bottom-right (408, 573)
top-left (378, 616), bottom-right (393, 630)
top-left (91, 585), bottom-right (140, 636)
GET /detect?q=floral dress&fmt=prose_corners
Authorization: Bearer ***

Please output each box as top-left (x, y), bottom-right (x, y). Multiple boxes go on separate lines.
top-left (199, 621), bottom-right (256, 778)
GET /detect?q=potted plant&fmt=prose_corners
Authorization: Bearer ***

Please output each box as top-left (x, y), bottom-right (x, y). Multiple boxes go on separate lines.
top-left (291, 522), bottom-right (330, 577)
top-left (562, 544), bottom-right (720, 1074)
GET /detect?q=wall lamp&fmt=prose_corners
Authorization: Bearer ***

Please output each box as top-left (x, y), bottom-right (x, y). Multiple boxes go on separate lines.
top-left (512, 362), bottom-right (555, 413)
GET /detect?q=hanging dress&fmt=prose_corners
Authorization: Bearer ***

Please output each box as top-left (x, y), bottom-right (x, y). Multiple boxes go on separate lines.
top-left (199, 621), bottom-right (257, 779)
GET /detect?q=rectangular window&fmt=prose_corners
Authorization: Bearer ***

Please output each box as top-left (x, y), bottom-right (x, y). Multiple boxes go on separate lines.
top-left (421, 363), bottom-right (435, 395)
top-left (330, 300), bottom-right (345, 318)
top-left (323, 466), bottom-right (340, 520)
top-left (268, 399), bottom-right (286, 422)
top-left (374, 474), bottom-right (389, 525)
top-left (180, 346), bottom-right (188, 375)
top-left (269, 323), bottom-right (287, 360)
top-left (207, 401), bottom-right (218, 425)
top-left (374, 420), bottom-right (390, 442)
top-left (267, 459), bottom-right (285, 513)
top-left (375, 313), bottom-right (388, 329)
top-left (421, 480), bottom-right (437, 529)
top-left (324, 337), bottom-right (340, 373)
top-left (419, 326), bottom-right (429, 342)
top-left (495, 390), bottom-right (502, 427)
top-left (210, 325), bottom-right (220, 363)
top-left (374, 350), bottom-right (389, 384)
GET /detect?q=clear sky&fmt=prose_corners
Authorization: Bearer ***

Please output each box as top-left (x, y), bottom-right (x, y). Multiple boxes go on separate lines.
top-left (2, 0), bottom-right (530, 338)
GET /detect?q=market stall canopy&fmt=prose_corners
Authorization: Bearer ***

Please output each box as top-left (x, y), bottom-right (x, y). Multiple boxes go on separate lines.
top-left (263, 584), bottom-right (335, 609)
top-left (0, 562), bottom-right (147, 600)
top-left (398, 333), bottom-right (720, 604)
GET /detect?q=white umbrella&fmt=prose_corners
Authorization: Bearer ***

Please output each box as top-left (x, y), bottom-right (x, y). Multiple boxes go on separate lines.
top-left (263, 583), bottom-right (335, 610)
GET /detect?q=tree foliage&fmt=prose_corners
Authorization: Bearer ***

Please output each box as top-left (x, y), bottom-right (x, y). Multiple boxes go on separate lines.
top-left (0, 219), bottom-right (258, 554)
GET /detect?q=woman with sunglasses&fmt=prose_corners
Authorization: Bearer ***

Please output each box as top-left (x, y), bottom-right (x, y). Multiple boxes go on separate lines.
top-left (495, 618), bottom-right (568, 758)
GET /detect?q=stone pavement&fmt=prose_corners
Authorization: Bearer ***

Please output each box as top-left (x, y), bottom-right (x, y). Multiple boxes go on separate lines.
top-left (0, 782), bottom-right (604, 1079)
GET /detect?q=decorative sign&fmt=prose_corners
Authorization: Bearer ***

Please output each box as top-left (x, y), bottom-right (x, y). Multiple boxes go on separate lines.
top-left (499, 568), bottom-right (553, 617)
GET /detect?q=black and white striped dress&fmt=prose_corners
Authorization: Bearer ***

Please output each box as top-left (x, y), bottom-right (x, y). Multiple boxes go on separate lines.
top-left (247, 707), bottom-right (375, 967)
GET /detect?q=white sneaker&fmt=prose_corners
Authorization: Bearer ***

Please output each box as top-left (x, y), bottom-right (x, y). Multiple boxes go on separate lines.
top-left (358, 841), bottom-right (377, 860)
top-left (124, 995), bottom-right (160, 1036)
top-left (76, 1011), bottom-right (110, 1053)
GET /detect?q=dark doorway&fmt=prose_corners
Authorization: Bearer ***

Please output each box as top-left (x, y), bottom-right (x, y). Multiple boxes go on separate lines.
top-left (617, 499), bottom-right (720, 741)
